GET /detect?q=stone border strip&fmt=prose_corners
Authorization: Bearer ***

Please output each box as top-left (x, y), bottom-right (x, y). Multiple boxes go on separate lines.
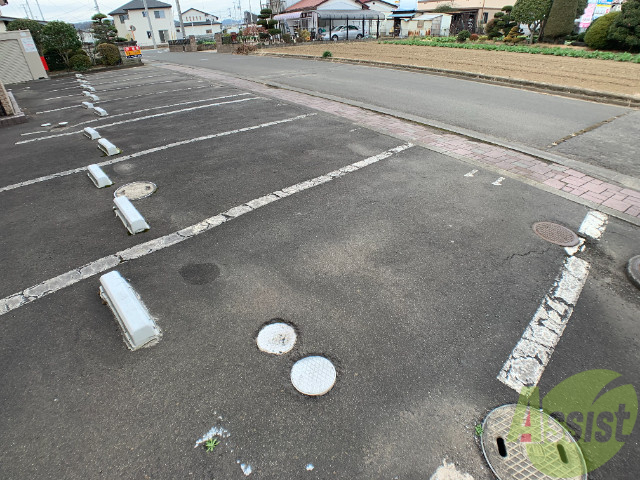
top-left (157, 63), bottom-right (640, 226)
top-left (259, 52), bottom-right (640, 108)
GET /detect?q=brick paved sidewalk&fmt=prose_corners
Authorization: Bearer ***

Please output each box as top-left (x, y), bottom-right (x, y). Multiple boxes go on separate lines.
top-left (159, 63), bottom-right (640, 222)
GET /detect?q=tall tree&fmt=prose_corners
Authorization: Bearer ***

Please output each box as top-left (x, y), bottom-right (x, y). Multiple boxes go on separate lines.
top-left (512, 0), bottom-right (552, 42)
top-left (608, 0), bottom-right (640, 52)
top-left (41, 21), bottom-right (82, 68)
top-left (6, 18), bottom-right (44, 53)
top-left (91, 13), bottom-right (118, 44)
top-left (543, 0), bottom-right (579, 41)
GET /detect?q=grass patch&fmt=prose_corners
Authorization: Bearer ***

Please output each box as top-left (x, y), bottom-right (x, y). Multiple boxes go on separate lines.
top-left (380, 38), bottom-right (640, 63)
top-left (205, 438), bottom-right (220, 452)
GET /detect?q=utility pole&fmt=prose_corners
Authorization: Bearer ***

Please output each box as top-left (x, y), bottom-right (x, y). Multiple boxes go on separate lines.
top-left (34, 0), bottom-right (45, 20)
top-left (93, 0), bottom-right (101, 14)
top-left (142, 0), bottom-right (157, 49)
top-left (174, 0), bottom-right (185, 39)
top-left (25, 0), bottom-right (34, 19)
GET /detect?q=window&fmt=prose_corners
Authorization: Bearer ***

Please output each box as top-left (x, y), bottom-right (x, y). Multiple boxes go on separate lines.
top-left (154, 10), bottom-right (165, 19)
top-left (206, 29), bottom-right (212, 33)
top-left (147, 31), bottom-right (152, 38)
top-left (483, 12), bottom-right (488, 23)
top-left (119, 15), bottom-right (127, 23)
top-left (142, 11), bottom-right (147, 17)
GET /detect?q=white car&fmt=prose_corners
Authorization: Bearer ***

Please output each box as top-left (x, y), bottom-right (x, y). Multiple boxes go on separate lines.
top-left (322, 25), bottom-right (364, 41)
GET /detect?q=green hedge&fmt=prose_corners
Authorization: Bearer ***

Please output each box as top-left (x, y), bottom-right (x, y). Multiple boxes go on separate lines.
top-left (380, 38), bottom-right (640, 62)
top-left (585, 12), bottom-right (620, 49)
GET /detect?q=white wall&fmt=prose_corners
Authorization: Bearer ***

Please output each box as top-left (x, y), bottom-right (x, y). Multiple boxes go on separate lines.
top-left (179, 23), bottom-right (222, 37)
top-left (111, 7), bottom-right (177, 46)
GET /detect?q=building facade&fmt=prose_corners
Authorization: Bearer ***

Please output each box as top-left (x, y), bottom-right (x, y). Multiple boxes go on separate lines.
top-left (109, 0), bottom-right (177, 47)
top-left (176, 8), bottom-right (222, 38)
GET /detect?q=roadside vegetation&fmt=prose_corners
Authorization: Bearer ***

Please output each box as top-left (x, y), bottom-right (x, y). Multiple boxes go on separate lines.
top-left (380, 38), bottom-right (640, 62)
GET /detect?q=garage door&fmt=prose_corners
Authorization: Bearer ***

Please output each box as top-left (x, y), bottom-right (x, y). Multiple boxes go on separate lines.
top-left (0, 39), bottom-right (32, 84)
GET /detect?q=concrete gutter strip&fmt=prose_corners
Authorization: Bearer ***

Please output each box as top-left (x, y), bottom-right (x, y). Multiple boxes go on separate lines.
top-left (259, 52), bottom-right (640, 109)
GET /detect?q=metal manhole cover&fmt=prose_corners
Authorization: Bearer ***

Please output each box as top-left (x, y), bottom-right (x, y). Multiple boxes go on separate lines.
top-left (481, 404), bottom-right (587, 480)
top-left (257, 322), bottom-right (296, 355)
top-left (532, 222), bottom-right (580, 247)
top-left (114, 181), bottom-right (157, 200)
top-left (290, 356), bottom-right (336, 396)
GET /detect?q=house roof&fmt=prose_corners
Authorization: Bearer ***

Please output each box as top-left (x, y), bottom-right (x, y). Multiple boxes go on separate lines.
top-left (182, 8), bottom-right (215, 17)
top-left (361, 0), bottom-right (397, 6)
top-left (0, 15), bottom-right (47, 25)
top-left (285, 0), bottom-right (368, 13)
top-left (109, 0), bottom-right (172, 15)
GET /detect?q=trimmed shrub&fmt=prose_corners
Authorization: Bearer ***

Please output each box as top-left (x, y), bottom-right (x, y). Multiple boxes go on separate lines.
top-left (544, 0), bottom-right (580, 41)
top-left (70, 54), bottom-right (91, 71)
top-left (504, 26), bottom-right (525, 42)
top-left (299, 29), bottom-right (311, 41)
top-left (282, 33), bottom-right (293, 43)
top-left (43, 51), bottom-right (67, 71)
top-left (96, 42), bottom-right (121, 66)
top-left (235, 43), bottom-right (257, 54)
top-left (608, 0), bottom-right (640, 52)
top-left (322, 50), bottom-right (332, 57)
top-left (585, 11), bottom-right (620, 49)
top-left (457, 30), bottom-right (471, 42)
top-left (470, 33), bottom-right (479, 41)
top-left (268, 28), bottom-right (281, 35)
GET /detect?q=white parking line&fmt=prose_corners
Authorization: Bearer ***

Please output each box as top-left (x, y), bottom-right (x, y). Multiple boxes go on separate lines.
top-left (35, 105), bottom-right (82, 114)
top-left (492, 177), bottom-right (505, 186)
top-left (496, 211), bottom-right (608, 393)
top-left (1, 113), bottom-right (316, 193)
top-left (72, 93), bottom-right (252, 127)
top-left (47, 74), bottom-right (178, 91)
top-left (0, 143), bottom-right (413, 316)
top-left (16, 97), bottom-right (263, 144)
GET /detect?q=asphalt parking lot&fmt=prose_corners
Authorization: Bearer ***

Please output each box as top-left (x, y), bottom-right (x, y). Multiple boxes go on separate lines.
top-left (1, 65), bottom-right (638, 479)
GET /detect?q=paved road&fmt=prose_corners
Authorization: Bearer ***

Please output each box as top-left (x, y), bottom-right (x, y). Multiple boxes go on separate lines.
top-left (1, 64), bottom-right (638, 480)
top-left (144, 50), bottom-right (638, 179)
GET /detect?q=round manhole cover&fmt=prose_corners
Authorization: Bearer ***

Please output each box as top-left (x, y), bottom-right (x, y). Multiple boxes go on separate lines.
top-left (114, 181), bottom-right (157, 200)
top-left (256, 322), bottom-right (297, 355)
top-left (481, 404), bottom-right (587, 480)
top-left (290, 356), bottom-right (336, 396)
top-left (627, 255), bottom-right (640, 289)
top-left (532, 222), bottom-right (580, 247)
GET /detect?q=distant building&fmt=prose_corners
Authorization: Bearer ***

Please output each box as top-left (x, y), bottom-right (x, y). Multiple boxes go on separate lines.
top-left (109, 0), bottom-right (177, 47)
top-left (417, 0), bottom-right (504, 34)
top-left (0, 15), bottom-right (47, 32)
top-left (175, 8), bottom-right (221, 38)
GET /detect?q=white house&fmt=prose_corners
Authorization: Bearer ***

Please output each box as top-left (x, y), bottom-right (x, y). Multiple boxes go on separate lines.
top-left (175, 8), bottom-right (221, 38)
top-left (109, 0), bottom-right (177, 47)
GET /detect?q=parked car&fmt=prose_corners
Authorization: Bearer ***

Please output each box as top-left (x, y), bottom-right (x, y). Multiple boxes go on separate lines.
top-left (322, 25), bottom-right (364, 41)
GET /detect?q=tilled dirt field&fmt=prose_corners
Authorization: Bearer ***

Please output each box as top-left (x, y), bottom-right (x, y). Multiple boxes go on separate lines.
top-left (264, 42), bottom-right (640, 96)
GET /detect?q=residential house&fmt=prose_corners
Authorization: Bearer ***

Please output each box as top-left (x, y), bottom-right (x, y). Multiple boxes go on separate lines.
top-left (175, 8), bottom-right (221, 38)
top-left (274, 0), bottom-right (386, 38)
top-left (109, 0), bottom-right (177, 47)
top-left (0, 15), bottom-right (46, 32)
top-left (417, 0), bottom-right (505, 34)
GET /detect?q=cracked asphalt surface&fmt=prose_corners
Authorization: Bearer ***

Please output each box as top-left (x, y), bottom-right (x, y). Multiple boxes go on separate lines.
top-left (0, 63), bottom-right (638, 479)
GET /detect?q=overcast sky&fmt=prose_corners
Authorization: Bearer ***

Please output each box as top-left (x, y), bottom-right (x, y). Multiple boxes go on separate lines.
top-left (0, 0), bottom-right (253, 24)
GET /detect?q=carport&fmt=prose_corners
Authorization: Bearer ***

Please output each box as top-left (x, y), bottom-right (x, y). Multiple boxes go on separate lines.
top-left (274, 10), bottom-right (385, 39)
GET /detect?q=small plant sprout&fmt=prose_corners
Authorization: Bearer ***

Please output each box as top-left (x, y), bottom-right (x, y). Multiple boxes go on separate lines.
top-left (205, 437), bottom-right (220, 452)
top-left (475, 424), bottom-right (484, 436)
top-left (322, 50), bottom-right (332, 58)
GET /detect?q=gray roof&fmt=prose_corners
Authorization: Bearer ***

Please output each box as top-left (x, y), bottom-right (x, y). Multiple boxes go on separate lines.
top-left (109, 0), bottom-right (172, 15)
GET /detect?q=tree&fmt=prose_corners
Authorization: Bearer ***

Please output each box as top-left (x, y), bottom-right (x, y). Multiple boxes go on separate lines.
top-left (511, 0), bottom-right (552, 43)
top-left (434, 5), bottom-right (454, 13)
top-left (91, 13), bottom-right (118, 44)
top-left (6, 18), bottom-right (44, 53)
top-left (42, 21), bottom-right (82, 68)
top-left (584, 11), bottom-right (620, 49)
top-left (543, 0), bottom-right (579, 41)
top-left (486, 6), bottom-right (517, 38)
top-left (608, 0), bottom-right (640, 52)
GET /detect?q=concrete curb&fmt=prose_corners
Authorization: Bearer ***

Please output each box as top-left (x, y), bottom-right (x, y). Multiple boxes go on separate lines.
top-left (0, 91), bottom-right (27, 128)
top-left (259, 52), bottom-right (640, 108)
top-left (627, 255), bottom-right (640, 289)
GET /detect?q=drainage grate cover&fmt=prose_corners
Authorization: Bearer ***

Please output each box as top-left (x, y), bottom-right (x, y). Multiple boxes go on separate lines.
top-left (114, 181), bottom-right (157, 201)
top-left (257, 322), bottom-right (296, 355)
top-left (532, 222), bottom-right (580, 247)
top-left (290, 356), bottom-right (336, 396)
top-left (481, 404), bottom-right (587, 480)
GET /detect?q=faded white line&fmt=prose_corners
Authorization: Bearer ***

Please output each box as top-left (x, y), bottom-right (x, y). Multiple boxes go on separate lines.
top-left (16, 97), bottom-right (262, 144)
top-left (71, 93), bottom-right (251, 127)
top-left (578, 210), bottom-right (608, 240)
top-left (36, 104), bottom-right (82, 114)
top-left (44, 93), bottom-right (81, 101)
top-left (492, 177), bottom-right (505, 186)
top-left (0, 143), bottom-right (413, 316)
top-left (1, 113), bottom-right (316, 193)
top-left (497, 211), bottom-right (607, 393)
top-left (464, 169), bottom-right (478, 177)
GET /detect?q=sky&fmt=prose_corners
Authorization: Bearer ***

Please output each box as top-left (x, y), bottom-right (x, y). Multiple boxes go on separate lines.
top-left (0, 0), bottom-right (255, 24)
